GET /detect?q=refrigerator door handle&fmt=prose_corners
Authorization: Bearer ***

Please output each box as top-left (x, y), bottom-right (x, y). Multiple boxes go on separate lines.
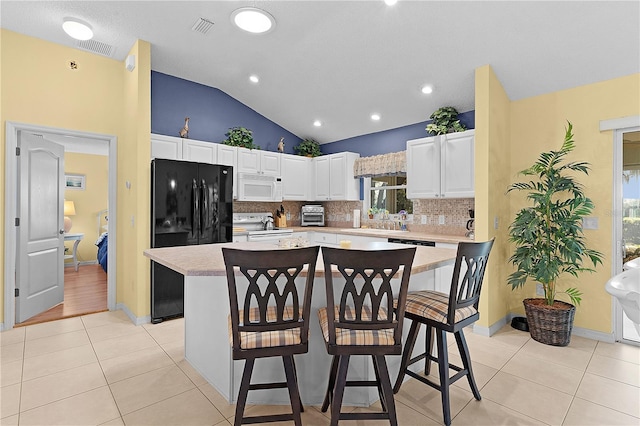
top-left (200, 179), bottom-right (208, 238)
top-left (191, 178), bottom-right (198, 238)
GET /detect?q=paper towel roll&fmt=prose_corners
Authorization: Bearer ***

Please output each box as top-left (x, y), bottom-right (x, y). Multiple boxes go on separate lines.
top-left (353, 209), bottom-right (360, 228)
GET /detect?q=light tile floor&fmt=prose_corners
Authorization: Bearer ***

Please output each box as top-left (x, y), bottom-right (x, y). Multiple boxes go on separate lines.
top-left (1, 310), bottom-right (639, 426)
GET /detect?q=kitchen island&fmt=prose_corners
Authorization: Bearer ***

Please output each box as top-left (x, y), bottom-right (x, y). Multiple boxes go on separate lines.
top-left (143, 241), bottom-right (456, 406)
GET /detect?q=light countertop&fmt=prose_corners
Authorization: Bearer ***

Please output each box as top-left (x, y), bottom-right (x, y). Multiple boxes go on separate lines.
top-left (143, 241), bottom-right (456, 277)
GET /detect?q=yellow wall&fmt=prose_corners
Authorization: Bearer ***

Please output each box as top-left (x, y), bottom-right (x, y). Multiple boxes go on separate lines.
top-left (474, 65), bottom-right (513, 329)
top-left (507, 73), bottom-right (640, 333)
top-left (118, 40), bottom-right (152, 318)
top-left (1, 29), bottom-right (151, 322)
top-left (64, 152), bottom-right (109, 262)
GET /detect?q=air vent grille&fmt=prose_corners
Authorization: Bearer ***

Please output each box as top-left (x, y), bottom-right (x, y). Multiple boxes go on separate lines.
top-left (76, 39), bottom-right (114, 57)
top-left (191, 18), bottom-right (214, 35)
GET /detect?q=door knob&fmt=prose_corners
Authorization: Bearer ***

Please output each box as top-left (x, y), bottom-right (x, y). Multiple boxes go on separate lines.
top-left (59, 229), bottom-right (64, 234)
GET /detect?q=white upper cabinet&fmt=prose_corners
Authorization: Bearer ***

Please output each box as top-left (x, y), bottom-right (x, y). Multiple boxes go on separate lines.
top-left (313, 152), bottom-right (360, 201)
top-left (183, 139), bottom-right (217, 164)
top-left (237, 148), bottom-right (281, 176)
top-left (406, 129), bottom-right (474, 199)
top-left (216, 144), bottom-right (238, 199)
top-left (151, 134), bottom-right (182, 160)
top-left (281, 154), bottom-right (312, 201)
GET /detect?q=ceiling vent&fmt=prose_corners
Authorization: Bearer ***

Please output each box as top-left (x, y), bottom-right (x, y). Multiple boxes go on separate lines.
top-left (76, 39), bottom-right (114, 57)
top-left (191, 18), bottom-right (214, 35)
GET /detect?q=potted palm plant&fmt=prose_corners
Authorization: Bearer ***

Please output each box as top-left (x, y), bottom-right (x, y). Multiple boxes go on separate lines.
top-left (507, 122), bottom-right (603, 346)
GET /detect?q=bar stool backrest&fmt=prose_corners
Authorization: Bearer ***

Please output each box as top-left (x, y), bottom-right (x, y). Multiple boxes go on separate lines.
top-left (446, 239), bottom-right (494, 325)
top-left (222, 246), bottom-right (320, 356)
top-left (321, 246), bottom-right (416, 347)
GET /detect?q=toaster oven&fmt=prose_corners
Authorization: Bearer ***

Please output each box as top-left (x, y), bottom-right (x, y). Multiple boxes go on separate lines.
top-left (301, 205), bottom-right (325, 226)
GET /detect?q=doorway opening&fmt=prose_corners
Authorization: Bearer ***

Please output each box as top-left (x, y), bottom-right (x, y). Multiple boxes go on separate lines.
top-left (3, 122), bottom-right (117, 330)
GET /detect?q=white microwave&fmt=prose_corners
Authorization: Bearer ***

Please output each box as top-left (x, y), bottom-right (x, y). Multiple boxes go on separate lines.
top-left (237, 173), bottom-right (283, 202)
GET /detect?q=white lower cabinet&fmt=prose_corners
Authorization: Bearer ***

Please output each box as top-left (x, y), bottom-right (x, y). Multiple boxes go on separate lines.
top-left (312, 232), bottom-right (338, 246)
top-left (435, 242), bottom-right (457, 294)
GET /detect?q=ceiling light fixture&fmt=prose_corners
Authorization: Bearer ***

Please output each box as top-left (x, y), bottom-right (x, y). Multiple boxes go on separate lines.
top-left (421, 85), bottom-right (433, 94)
top-left (249, 75), bottom-right (260, 83)
top-left (62, 17), bottom-right (93, 40)
top-left (384, 0), bottom-right (398, 6)
top-left (231, 7), bottom-right (275, 34)
top-left (313, 120), bottom-right (322, 127)
top-left (371, 113), bottom-right (381, 121)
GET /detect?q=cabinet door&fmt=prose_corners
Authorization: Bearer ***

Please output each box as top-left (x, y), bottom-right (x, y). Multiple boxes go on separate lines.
top-left (314, 156), bottom-right (331, 200)
top-left (260, 151), bottom-right (282, 176)
top-left (281, 154), bottom-right (310, 200)
top-left (183, 140), bottom-right (217, 164)
top-left (329, 154), bottom-right (348, 199)
top-left (441, 130), bottom-right (474, 198)
top-left (237, 148), bottom-right (260, 174)
top-left (151, 134), bottom-right (182, 160)
top-left (406, 136), bottom-right (440, 199)
top-left (217, 144), bottom-right (238, 198)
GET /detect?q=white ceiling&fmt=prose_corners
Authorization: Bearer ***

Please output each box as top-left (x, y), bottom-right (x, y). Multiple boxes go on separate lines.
top-left (2, 1), bottom-right (638, 144)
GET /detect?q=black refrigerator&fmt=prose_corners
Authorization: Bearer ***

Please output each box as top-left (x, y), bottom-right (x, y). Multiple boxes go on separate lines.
top-left (151, 158), bottom-right (233, 323)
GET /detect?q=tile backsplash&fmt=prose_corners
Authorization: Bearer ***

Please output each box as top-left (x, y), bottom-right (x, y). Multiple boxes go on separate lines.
top-left (236, 198), bottom-right (474, 236)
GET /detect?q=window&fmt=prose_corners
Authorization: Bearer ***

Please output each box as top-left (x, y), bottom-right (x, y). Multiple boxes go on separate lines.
top-left (364, 175), bottom-right (413, 214)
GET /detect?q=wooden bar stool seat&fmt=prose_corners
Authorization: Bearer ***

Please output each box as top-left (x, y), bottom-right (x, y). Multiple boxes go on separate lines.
top-left (393, 239), bottom-right (494, 426)
top-left (222, 246), bottom-right (320, 426)
top-left (318, 246), bottom-right (416, 426)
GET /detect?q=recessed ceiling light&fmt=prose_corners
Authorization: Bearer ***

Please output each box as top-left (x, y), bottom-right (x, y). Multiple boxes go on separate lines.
top-left (384, 0), bottom-right (398, 5)
top-left (62, 17), bottom-right (93, 40)
top-left (371, 113), bottom-right (381, 121)
top-left (231, 7), bottom-right (275, 34)
top-left (313, 120), bottom-right (322, 127)
top-left (249, 75), bottom-right (259, 83)
top-left (421, 85), bottom-right (433, 94)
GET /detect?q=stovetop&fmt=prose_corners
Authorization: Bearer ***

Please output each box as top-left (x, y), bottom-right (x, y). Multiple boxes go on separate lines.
top-left (232, 212), bottom-right (292, 235)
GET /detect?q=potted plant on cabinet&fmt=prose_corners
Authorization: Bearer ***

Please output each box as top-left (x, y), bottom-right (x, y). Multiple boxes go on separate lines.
top-left (425, 106), bottom-right (467, 135)
top-left (222, 127), bottom-right (260, 150)
top-left (507, 122), bottom-right (603, 346)
top-left (293, 138), bottom-right (322, 157)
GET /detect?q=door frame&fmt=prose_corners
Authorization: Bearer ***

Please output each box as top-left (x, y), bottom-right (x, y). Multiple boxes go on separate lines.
top-left (4, 121), bottom-right (117, 330)
top-left (601, 115), bottom-right (640, 342)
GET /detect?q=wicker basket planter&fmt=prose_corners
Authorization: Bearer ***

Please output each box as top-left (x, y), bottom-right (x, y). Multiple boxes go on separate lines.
top-left (523, 298), bottom-right (576, 346)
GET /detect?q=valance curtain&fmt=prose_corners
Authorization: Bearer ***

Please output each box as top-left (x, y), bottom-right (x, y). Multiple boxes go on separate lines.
top-left (353, 151), bottom-right (407, 178)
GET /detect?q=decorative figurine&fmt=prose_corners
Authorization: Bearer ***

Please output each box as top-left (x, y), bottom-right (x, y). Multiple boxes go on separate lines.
top-left (179, 117), bottom-right (190, 138)
top-left (277, 137), bottom-right (285, 153)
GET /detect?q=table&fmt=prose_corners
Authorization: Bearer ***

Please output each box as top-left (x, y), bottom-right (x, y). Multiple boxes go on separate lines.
top-left (143, 241), bottom-right (456, 406)
top-left (64, 233), bottom-right (84, 271)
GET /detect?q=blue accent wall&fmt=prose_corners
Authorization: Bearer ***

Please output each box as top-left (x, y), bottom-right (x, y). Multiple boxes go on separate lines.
top-left (151, 70), bottom-right (475, 158)
top-left (151, 71), bottom-right (302, 153)
top-left (321, 110), bottom-right (475, 156)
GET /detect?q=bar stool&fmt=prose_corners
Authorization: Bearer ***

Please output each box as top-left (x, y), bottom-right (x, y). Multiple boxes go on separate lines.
top-left (318, 246), bottom-right (416, 426)
top-left (222, 245), bottom-right (320, 426)
top-left (393, 239), bottom-right (494, 426)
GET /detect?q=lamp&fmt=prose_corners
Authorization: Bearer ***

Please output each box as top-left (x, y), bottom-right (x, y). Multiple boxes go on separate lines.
top-left (62, 17), bottom-right (93, 41)
top-left (64, 200), bottom-right (76, 233)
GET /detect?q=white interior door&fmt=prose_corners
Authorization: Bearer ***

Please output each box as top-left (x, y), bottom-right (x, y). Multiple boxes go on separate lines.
top-left (16, 132), bottom-right (65, 323)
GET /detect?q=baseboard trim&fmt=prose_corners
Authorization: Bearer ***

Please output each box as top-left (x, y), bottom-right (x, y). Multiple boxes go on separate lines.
top-left (475, 312), bottom-right (616, 343)
top-left (116, 303), bottom-right (150, 326)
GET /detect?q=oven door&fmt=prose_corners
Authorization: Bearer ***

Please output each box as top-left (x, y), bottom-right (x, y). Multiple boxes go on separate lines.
top-left (247, 231), bottom-right (293, 244)
top-left (302, 212), bottom-right (324, 226)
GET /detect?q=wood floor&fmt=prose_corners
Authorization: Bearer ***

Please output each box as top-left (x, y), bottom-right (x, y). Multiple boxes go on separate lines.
top-left (17, 264), bottom-right (108, 327)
